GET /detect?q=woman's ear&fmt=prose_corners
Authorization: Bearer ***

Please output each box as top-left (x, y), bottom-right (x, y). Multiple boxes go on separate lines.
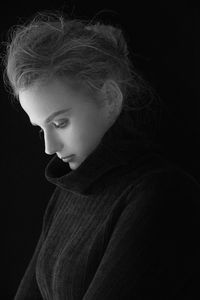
top-left (101, 79), bottom-right (123, 118)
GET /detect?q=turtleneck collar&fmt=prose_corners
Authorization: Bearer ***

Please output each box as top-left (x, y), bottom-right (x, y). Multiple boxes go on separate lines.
top-left (45, 109), bottom-right (163, 195)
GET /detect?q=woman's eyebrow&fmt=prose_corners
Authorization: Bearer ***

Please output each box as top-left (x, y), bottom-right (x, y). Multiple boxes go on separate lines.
top-left (30, 108), bottom-right (71, 126)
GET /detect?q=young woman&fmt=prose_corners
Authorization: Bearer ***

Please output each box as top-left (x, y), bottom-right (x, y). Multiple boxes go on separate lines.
top-left (3, 10), bottom-right (200, 300)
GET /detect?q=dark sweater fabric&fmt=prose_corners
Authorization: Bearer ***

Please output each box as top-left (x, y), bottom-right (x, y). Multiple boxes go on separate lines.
top-left (14, 109), bottom-right (200, 300)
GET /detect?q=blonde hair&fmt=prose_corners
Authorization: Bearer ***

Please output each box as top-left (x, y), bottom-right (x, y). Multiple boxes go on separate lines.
top-left (2, 10), bottom-right (166, 143)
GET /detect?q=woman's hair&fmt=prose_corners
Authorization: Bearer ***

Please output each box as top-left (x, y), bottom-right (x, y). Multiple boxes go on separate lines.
top-left (1, 10), bottom-right (168, 144)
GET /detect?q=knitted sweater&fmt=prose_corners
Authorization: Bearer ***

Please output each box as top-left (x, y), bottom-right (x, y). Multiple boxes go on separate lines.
top-left (14, 109), bottom-right (200, 300)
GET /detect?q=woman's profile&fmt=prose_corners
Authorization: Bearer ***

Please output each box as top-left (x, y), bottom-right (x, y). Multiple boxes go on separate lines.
top-left (2, 10), bottom-right (200, 300)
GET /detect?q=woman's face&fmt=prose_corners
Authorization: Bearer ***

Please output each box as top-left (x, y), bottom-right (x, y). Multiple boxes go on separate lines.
top-left (19, 77), bottom-right (111, 170)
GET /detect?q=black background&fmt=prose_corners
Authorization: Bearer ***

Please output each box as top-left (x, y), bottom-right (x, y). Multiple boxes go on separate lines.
top-left (2, 1), bottom-right (199, 299)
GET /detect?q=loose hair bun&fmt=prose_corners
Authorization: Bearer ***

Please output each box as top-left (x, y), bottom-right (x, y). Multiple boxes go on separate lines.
top-left (85, 23), bottom-right (129, 58)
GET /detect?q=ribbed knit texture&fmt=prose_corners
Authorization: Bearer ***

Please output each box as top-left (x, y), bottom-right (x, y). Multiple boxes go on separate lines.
top-left (14, 109), bottom-right (200, 300)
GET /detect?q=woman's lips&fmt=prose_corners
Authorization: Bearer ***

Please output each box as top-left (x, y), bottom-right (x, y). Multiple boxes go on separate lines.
top-left (62, 155), bottom-right (74, 162)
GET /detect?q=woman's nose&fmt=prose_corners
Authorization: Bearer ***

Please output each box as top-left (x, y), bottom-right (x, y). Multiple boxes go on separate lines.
top-left (44, 131), bottom-right (63, 155)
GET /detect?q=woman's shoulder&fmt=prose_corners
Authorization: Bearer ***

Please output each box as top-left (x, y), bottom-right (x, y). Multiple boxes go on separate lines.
top-left (143, 164), bottom-right (200, 201)
top-left (125, 150), bottom-right (200, 201)
top-left (127, 162), bottom-right (200, 208)
top-left (122, 164), bottom-right (200, 234)
top-left (113, 157), bottom-right (198, 225)
top-left (110, 163), bottom-right (200, 259)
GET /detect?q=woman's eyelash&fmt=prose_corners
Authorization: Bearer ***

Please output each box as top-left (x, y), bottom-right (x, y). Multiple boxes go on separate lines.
top-left (38, 120), bottom-right (68, 138)
top-left (53, 120), bottom-right (69, 128)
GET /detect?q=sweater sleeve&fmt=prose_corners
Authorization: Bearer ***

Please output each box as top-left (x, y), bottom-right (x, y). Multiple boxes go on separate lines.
top-left (83, 170), bottom-right (200, 300)
top-left (14, 187), bottom-right (59, 300)
top-left (14, 229), bottom-right (44, 300)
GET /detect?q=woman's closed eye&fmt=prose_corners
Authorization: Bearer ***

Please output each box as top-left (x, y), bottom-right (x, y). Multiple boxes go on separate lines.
top-left (53, 120), bottom-right (69, 129)
top-left (38, 120), bottom-right (69, 139)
